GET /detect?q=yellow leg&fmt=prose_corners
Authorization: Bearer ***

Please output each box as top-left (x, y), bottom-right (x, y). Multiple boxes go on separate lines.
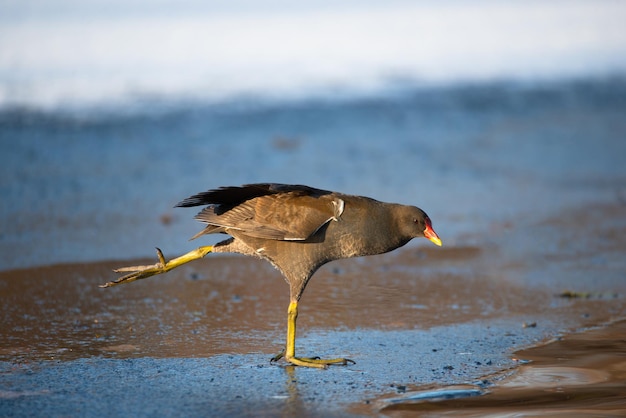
top-left (271, 301), bottom-right (355, 369)
top-left (100, 246), bottom-right (213, 288)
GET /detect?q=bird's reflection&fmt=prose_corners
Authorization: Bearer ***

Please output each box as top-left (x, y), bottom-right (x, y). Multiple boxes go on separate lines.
top-left (281, 365), bottom-right (306, 418)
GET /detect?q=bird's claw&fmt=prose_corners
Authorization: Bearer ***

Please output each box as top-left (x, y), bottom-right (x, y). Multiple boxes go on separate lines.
top-left (100, 246), bottom-right (213, 288)
top-left (100, 248), bottom-right (168, 288)
top-left (270, 350), bottom-right (284, 364)
top-left (269, 350), bottom-right (354, 368)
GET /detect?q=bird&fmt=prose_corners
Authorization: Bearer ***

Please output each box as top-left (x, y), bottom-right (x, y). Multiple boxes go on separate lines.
top-left (101, 183), bottom-right (442, 368)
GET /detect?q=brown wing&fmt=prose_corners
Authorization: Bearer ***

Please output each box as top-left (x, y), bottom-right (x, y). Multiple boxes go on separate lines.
top-left (192, 191), bottom-right (344, 241)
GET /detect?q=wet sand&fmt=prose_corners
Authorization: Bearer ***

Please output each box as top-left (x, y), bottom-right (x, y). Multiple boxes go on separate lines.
top-left (373, 320), bottom-right (626, 417)
top-left (1, 200), bottom-right (625, 416)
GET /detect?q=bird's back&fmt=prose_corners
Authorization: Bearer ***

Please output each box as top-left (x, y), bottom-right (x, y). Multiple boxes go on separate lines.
top-left (179, 183), bottom-right (344, 242)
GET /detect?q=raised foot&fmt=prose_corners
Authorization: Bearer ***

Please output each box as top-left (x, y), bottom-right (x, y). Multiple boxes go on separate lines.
top-left (270, 351), bottom-right (355, 369)
top-left (100, 245), bottom-right (214, 288)
top-left (100, 248), bottom-right (169, 288)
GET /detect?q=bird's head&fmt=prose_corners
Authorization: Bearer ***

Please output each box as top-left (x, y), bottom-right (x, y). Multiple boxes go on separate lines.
top-left (399, 206), bottom-right (442, 247)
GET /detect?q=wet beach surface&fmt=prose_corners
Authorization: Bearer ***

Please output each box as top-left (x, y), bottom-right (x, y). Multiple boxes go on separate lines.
top-left (2, 201), bottom-right (626, 416)
top-left (1, 78), bottom-right (626, 416)
top-left (369, 319), bottom-right (626, 417)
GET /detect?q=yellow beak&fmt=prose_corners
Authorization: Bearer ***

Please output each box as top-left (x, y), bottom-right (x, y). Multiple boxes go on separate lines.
top-left (428, 235), bottom-right (442, 247)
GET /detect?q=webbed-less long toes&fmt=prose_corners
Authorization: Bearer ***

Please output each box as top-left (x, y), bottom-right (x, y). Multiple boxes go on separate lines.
top-left (100, 246), bottom-right (213, 288)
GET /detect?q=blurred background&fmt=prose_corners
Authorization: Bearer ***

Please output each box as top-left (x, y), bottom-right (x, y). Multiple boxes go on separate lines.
top-left (1, 0), bottom-right (626, 269)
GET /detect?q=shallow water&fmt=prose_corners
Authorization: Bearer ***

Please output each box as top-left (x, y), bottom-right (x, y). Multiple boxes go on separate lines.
top-left (2, 78), bottom-right (626, 270)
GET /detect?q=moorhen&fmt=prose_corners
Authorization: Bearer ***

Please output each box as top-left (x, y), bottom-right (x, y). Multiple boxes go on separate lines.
top-left (102, 183), bottom-right (442, 368)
